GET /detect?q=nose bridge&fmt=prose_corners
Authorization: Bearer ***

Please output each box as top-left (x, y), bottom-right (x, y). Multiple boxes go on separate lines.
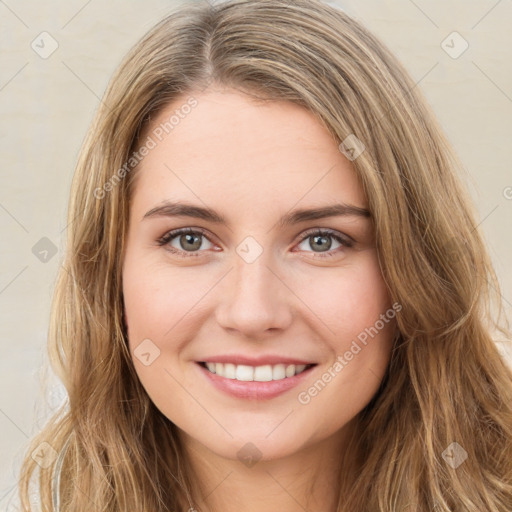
top-left (215, 245), bottom-right (293, 337)
top-left (234, 250), bottom-right (275, 299)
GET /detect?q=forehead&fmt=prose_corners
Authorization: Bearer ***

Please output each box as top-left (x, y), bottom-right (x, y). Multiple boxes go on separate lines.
top-left (131, 88), bottom-right (367, 216)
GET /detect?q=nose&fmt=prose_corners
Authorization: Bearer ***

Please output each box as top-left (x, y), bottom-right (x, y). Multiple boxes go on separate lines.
top-left (214, 251), bottom-right (294, 340)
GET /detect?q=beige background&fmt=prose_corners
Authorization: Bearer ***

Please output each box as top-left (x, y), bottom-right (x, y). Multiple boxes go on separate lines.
top-left (1, 0), bottom-right (511, 508)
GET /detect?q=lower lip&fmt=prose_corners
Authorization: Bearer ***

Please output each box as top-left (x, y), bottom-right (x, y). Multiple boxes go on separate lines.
top-left (196, 363), bottom-right (317, 400)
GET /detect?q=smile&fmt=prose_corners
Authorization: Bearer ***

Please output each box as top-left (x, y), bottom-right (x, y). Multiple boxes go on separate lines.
top-left (200, 362), bottom-right (314, 381)
top-left (196, 361), bottom-right (318, 400)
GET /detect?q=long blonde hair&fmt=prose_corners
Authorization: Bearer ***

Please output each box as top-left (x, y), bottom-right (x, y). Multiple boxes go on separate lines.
top-left (19, 1), bottom-right (512, 510)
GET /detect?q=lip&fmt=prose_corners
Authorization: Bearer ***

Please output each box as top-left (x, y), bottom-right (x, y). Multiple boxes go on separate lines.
top-left (196, 361), bottom-right (317, 400)
top-left (196, 354), bottom-right (316, 366)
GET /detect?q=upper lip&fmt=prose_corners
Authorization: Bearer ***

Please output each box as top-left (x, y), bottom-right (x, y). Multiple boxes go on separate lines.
top-left (197, 355), bottom-right (317, 366)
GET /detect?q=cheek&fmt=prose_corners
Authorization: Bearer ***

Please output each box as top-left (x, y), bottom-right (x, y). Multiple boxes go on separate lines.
top-left (291, 262), bottom-right (394, 432)
top-left (122, 260), bottom-right (205, 416)
top-left (296, 255), bottom-right (394, 389)
top-left (123, 260), bottom-right (208, 346)
top-left (296, 254), bottom-right (392, 343)
top-left (122, 256), bottom-right (227, 408)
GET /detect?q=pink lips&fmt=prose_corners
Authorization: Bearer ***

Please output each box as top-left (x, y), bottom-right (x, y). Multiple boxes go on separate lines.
top-left (196, 360), bottom-right (317, 400)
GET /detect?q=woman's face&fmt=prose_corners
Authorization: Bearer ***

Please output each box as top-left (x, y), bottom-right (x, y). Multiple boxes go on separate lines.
top-left (122, 87), bottom-right (396, 462)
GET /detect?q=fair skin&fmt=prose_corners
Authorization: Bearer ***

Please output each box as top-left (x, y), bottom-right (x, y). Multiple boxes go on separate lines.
top-left (122, 86), bottom-right (396, 512)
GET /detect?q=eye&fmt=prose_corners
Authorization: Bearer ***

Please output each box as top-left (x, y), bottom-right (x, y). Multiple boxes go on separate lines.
top-left (157, 227), bottom-right (216, 257)
top-left (294, 228), bottom-right (353, 258)
top-left (157, 227), bottom-right (354, 259)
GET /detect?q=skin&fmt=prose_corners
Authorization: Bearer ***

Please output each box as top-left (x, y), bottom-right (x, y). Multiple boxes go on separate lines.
top-left (122, 86), bottom-right (397, 512)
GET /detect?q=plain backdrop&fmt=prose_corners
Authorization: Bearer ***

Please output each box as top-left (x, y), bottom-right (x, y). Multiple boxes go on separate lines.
top-left (1, 0), bottom-right (511, 509)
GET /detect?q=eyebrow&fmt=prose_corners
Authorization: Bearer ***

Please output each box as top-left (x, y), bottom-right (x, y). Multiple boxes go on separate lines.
top-left (142, 201), bottom-right (371, 227)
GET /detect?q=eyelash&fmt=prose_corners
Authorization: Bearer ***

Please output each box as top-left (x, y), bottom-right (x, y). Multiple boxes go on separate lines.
top-left (156, 227), bottom-right (354, 259)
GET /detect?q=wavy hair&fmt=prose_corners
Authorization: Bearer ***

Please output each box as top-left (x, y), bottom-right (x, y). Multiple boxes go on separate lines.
top-left (18, 0), bottom-right (512, 510)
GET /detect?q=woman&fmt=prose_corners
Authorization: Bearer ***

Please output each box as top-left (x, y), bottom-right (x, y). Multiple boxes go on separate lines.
top-left (18, 0), bottom-right (512, 510)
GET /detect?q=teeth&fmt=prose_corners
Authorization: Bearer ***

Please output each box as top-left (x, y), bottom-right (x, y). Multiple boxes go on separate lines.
top-left (224, 363), bottom-right (236, 379)
top-left (203, 362), bottom-right (311, 381)
top-left (236, 365), bottom-right (253, 381)
top-left (273, 364), bottom-right (286, 380)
